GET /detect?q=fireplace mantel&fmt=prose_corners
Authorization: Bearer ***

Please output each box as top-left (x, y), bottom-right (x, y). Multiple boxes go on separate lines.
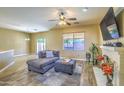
top-left (100, 46), bottom-right (124, 86)
top-left (100, 46), bottom-right (124, 53)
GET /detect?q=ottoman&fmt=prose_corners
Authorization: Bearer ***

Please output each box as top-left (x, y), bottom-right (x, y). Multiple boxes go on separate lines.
top-left (54, 59), bottom-right (76, 75)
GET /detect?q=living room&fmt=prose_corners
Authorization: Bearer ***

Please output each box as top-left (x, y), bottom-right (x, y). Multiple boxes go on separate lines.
top-left (0, 7), bottom-right (124, 86)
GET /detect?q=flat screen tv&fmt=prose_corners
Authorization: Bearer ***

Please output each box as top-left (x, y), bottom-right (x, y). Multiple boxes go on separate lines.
top-left (100, 7), bottom-right (120, 40)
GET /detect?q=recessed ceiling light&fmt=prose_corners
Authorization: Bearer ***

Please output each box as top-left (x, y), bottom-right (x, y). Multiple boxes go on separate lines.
top-left (82, 7), bottom-right (88, 12)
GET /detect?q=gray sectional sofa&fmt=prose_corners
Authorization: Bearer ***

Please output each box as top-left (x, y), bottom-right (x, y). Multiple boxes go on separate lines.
top-left (27, 50), bottom-right (76, 75)
top-left (27, 50), bottom-right (59, 74)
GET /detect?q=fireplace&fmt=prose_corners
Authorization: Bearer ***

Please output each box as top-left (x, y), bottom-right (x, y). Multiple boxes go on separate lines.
top-left (100, 46), bottom-right (124, 85)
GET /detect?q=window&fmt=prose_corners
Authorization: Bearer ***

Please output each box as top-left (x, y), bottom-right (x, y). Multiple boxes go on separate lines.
top-left (63, 33), bottom-right (84, 50)
top-left (37, 38), bottom-right (46, 53)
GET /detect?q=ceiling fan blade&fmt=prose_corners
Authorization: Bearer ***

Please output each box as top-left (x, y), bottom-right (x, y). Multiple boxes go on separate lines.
top-left (74, 22), bottom-right (79, 24)
top-left (66, 22), bottom-right (71, 26)
top-left (48, 19), bottom-right (59, 21)
top-left (67, 18), bottom-right (77, 21)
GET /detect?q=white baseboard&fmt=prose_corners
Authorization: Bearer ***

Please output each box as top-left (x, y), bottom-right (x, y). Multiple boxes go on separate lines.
top-left (0, 61), bottom-right (15, 73)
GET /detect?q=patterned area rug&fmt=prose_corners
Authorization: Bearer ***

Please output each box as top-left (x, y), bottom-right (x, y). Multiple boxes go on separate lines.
top-left (0, 63), bottom-right (82, 86)
top-left (36, 63), bottom-right (82, 86)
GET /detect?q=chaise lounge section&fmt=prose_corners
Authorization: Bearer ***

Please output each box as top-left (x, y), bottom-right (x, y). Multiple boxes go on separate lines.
top-left (27, 50), bottom-right (59, 74)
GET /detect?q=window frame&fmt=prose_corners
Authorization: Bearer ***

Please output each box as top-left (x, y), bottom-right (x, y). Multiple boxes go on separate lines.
top-left (63, 32), bottom-right (85, 51)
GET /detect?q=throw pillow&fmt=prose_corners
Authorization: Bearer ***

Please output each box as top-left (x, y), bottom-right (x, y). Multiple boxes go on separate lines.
top-left (46, 51), bottom-right (54, 58)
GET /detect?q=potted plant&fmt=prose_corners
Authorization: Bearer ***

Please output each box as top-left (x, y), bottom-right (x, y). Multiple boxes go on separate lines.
top-left (89, 43), bottom-right (102, 65)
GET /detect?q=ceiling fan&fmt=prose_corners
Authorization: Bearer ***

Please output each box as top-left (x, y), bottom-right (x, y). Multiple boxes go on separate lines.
top-left (48, 11), bottom-right (79, 26)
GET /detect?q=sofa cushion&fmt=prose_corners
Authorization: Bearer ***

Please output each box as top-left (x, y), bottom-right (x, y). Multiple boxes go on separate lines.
top-left (27, 57), bottom-right (59, 69)
top-left (46, 51), bottom-right (54, 58)
top-left (38, 51), bottom-right (46, 58)
top-left (53, 51), bottom-right (59, 57)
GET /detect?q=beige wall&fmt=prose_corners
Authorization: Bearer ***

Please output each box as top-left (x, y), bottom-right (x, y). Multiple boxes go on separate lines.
top-left (0, 28), bottom-right (31, 78)
top-left (0, 28), bottom-right (30, 55)
top-left (99, 9), bottom-right (124, 45)
top-left (30, 24), bottom-right (100, 59)
top-left (0, 50), bottom-right (14, 71)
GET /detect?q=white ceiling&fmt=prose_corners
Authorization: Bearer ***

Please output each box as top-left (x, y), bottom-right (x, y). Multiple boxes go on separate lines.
top-left (0, 7), bottom-right (111, 33)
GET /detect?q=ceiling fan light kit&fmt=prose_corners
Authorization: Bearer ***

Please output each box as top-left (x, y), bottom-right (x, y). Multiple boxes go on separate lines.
top-left (59, 20), bottom-right (66, 25)
top-left (48, 10), bottom-right (78, 26)
top-left (59, 13), bottom-right (65, 20)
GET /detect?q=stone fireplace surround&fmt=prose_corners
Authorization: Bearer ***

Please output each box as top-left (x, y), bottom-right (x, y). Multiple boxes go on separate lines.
top-left (93, 46), bottom-right (124, 86)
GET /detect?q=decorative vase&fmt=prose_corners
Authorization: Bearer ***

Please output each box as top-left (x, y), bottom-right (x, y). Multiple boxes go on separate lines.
top-left (106, 74), bottom-right (113, 86)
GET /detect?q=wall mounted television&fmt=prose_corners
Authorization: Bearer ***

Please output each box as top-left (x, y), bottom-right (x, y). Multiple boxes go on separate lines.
top-left (100, 7), bottom-right (120, 40)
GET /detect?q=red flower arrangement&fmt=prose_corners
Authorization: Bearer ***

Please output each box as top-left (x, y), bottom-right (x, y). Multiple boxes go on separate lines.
top-left (101, 63), bottom-right (113, 75)
top-left (95, 54), bottom-right (114, 85)
top-left (101, 63), bottom-right (108, 69)
top-left (97, 55), bottom-right (104, 61)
